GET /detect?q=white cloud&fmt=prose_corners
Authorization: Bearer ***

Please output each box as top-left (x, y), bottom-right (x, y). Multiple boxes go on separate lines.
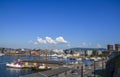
top-left (82, 42), bottom-right (86, 46)
top-left (37, 37), bottom-right (47, 44)
top-left (96, 44), bottom-right (102, 48)
top-left (56, 36), bottom-right (67, 43)
top-left (79, 42), bottom-right (92, 47)
top-left (67, 44), bottom-right (71, 47)
top-left (32, 36), bottom-right (68, 45)
top-left (46, 36), bottom-right (56, 44)
top-left (79, 42), bottom-right (87, 47)
top-left (28, 40), bottom-right (33, 44)
top-left (34, 42), bottom-right (38, 45)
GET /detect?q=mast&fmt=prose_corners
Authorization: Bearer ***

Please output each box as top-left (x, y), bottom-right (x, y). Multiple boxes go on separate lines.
top-left (45, 52), bottom-right (48, 69)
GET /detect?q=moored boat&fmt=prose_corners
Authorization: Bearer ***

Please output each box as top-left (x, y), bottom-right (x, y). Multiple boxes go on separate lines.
top-left (6, 59), bottom-right (24, 68)
top-left (39, 64), bottom-right (51, 70)
top-left (32, 64), bottom-right (51, 71)
top-left (0, 53), bottom-right (5, 56)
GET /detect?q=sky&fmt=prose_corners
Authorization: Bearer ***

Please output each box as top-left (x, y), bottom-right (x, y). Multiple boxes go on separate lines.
top-left (0, 0), bottom-right (120, 49)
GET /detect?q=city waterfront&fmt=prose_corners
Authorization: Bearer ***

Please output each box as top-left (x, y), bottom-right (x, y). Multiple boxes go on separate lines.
top-left (0, 55), bottom-right (94, 77)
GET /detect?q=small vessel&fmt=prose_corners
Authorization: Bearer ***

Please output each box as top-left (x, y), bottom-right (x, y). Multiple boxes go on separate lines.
top-left (0, 53), bottom-right (5, 56)
top-left (38, 64), bottom-right (51, 70)
top-left (32, 52), bottom-right (51, 71)
top-left (50, 54), bottom-right (58, 57)
top-left (32, 64), bottom-right (51, 71)
top-left (6, 59), bottom-right (24, 68)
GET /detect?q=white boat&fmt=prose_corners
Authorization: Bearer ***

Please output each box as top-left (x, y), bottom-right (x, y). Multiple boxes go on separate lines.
top-left (6, 63), bottom-right (24, 68)
top-left (38, 64), bottom-right (51, 70)
top-left (6, 59), bottom-right (24, 68)
top-left (0, 53), bottom-right (5, 56)
top-left (50, 54), bottom-right (58, 57)
top-left (57, 55), bottom-right (67, 59)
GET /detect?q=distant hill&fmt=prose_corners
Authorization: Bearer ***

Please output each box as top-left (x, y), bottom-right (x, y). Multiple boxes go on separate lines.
top-left (65, 47), bottom-right (106, 51)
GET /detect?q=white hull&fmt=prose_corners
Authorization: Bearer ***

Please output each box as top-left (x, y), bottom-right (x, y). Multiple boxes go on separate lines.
top-left (39, 66), bottom-right (51, 69)
top-left (38, 64), bottom-right (51, 70)
top-left (0, 53), bottom-right (5, 56)
top-left (6, 63), bottom-right (24, 68)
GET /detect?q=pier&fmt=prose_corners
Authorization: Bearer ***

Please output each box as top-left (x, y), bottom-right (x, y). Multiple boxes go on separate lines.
top-left (22, 59), bottom-right (106, 77)
top-left (20, 67), bottom-right (71, 77)
top-left (21, 60), bottom-right (65, 65)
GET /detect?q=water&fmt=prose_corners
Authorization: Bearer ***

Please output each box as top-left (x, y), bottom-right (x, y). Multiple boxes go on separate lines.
top-left (0, 56), bottom-right (93, 77)
top-left (0, 56), bottom-right (37, 77)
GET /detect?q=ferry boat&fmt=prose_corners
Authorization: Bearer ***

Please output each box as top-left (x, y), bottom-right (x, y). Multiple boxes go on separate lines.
top-left (0, 53), bottom-right (5, 56)
top-left (32, 64), bottom-right (51, 71)
top-left (38, 64), bottom-right (51, 70)
top-left (6, 59), bottom-right (24, 68)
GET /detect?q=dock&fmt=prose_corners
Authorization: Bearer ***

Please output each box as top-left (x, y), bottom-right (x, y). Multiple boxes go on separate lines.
top-left (20, 67), bottom-right (71, 77)
top-left (21, 60), bottom-right (65, 65)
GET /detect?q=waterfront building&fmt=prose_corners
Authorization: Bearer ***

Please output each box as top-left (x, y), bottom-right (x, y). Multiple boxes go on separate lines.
top-left (73, 52), bottom-right (80, 57)
top-left (115, 44), bottom-right (120, 51)
top-left (97, 50), bottom-right (103, 55)
top-left (107, 44), bottom-right (113, 51)
top-left (86, 50), bottom-right (93, 56)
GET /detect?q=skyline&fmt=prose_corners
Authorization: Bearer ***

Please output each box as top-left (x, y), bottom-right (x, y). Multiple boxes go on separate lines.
top-left (0, 0), bottom-right (120, 49)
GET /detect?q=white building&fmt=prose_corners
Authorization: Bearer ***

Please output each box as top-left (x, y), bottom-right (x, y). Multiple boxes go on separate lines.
top-left (86, 50), bottom-right (93, 56)
top-left (97, 50), bottom-right (102, 55)
top-left (52, 49), bottom-right (64, 54)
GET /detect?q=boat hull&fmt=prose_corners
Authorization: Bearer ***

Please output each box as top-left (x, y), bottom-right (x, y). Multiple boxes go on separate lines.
top-left (6, 63), bottom-right (24, 69)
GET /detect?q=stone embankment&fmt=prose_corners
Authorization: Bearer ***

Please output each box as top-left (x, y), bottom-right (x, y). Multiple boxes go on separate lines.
top-left (104, 55), bottom-right (120, 77)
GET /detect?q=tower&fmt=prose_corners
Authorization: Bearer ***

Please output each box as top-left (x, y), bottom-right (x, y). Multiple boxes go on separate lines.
top-left (115, 44), bottom-right (120, 51)
top-left (107, 44), bottom-right (113, 51)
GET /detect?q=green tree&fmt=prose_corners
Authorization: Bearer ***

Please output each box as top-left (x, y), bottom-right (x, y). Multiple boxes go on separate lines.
top-left (92, 50), bottom-right (97, 56)
top-left (85, 50), bottom-right (88, 57)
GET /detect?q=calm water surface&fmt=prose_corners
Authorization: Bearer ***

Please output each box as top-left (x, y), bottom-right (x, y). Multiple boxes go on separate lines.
top-left (0, 56), bottom-right (37, 77)
top-left (0, 56), bottom-right (93, 77)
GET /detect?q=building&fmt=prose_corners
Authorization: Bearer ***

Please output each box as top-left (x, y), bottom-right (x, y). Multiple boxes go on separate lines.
top-left (97, 50), bottom-right (103, 55)
top-left (115, 44), bottom-right (120, 51)
top-left (73, 52), bottom-right (80, 57)
top-left (107, 44), bottom-right (113, 51)
top-left (86, 50), bottom-right (93, 56)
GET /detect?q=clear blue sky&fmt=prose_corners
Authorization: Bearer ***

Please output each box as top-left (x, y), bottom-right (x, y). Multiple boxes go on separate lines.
top-left (0, 0), bottom-right (120, 49)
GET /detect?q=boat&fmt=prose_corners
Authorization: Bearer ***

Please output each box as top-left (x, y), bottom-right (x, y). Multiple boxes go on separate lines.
top-left (0, 53), bottom-right (5, 56)
top-left (32, 52), bottom-right (51, 71)
top-left (32, 64), bottom-right (51, 71)
top-left (38, 64), bottom-right (51, 69)
top-left (57, 55), bottom-right (67, 59)
top-left (6, 59), bottom-right (24, 68)
top-left (50, 54), bottom-right (58, 57)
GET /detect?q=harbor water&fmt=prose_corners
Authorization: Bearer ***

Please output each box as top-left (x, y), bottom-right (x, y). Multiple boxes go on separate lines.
top-left (0, 56), bottom-right (93, 77)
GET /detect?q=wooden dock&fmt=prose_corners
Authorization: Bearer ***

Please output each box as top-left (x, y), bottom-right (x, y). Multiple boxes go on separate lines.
top-left (21, 60), bottom-right (65, 65)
